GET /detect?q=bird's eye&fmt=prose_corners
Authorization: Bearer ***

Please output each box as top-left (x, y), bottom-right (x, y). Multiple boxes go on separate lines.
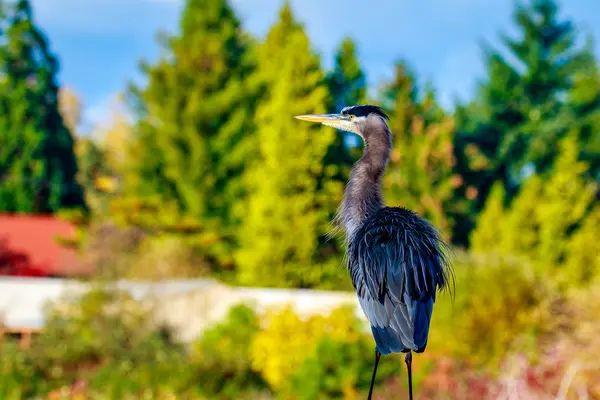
top-left (348, 115), bottom-right (355, 121)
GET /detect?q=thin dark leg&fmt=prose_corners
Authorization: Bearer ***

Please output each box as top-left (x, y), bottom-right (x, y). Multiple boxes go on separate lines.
top-left (367, 349), bottom-right (381, 400)
top-left (405, 352), bottom-right (413, 400)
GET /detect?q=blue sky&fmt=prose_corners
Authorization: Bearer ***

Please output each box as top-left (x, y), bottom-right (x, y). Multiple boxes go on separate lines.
top-left (31, 0), bottom-right (599, 128)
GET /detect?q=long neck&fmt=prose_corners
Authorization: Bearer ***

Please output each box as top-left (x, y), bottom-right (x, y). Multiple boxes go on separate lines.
top-left (338, 123), bottom-right (391, 239)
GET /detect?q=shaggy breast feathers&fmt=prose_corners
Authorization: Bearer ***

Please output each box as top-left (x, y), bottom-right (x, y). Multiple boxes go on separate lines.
top-left (347, 207), bottom-right (451, 354)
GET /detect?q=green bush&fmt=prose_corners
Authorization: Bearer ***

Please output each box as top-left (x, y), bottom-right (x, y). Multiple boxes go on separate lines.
top-left (0, 287), bottom-right (207, 398)
top-left (0, 341), bottom-right (41, 399)
top-left (428, 252), bottom-right (552, 367)
top-left (26, 287), bottom-right (203, 397)
top-left (287, 336), bottom-right (400, 400)
top-left (192, 304), bottom-right (269, 399)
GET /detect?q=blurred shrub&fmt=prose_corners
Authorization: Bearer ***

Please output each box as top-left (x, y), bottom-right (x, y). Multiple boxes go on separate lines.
top-left (563, 207), bottom-right (600, 286)
top-left (85, 221), bottom-right (210, 280)
top-left (109, 196), bottom-right (237, 272)
top-left (552, 279), bottom-right (600, 397)
top-left (192, 304), bottom-right (270, 399)
top-left (428, 252), bottom-right (552, 367)
top-left (251, 305), bottom-right (401, 398)
top-left (26, 287), bottom-right (202, 397)
top-left (470, 137), bottom-right (599, 290)
top-left (126, 235), bottom-right (207, 280)
top-left (84, 221), bottom-right (146, 279)
top-left (251, 305), bottom-right (360, 389)
top-left (287, 336), bottom-right (399, 400)
top-left (0, 340), bottom-right (41, 399)
top-left (33, 288), bottom-right (156, 366)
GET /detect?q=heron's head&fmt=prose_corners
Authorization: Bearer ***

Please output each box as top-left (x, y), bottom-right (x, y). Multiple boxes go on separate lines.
top-left (294, 104), bottom-right (389, 140)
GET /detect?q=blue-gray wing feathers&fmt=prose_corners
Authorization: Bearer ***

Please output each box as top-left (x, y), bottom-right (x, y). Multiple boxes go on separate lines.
top-left (348, 207), bottom-right (452, 355)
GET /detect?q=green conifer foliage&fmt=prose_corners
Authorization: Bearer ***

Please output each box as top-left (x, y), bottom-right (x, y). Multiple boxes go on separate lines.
top-left (565, 207), bottom-right (600, 285)
top-left (535, 137), bottom-right (597, 271)
top-left (327, 37), bottom-right (366, 113)
top-left (0, 0), bottom-right (84, 213)
top-left (324, 37), bottom-right (367, 184)
top-left (382, 63), bottom-right (462, 239)
top-left (455, 0), bottom-right (598, 215)
top-left (471, 136), bottom-right (598, 287)
top-left (235, 4), bottom-right (341, 288)
top-left (470, 182), bottom-right (506, 253)
top-left (127, 0), bottom-right (257, 228)
top-left (568, 60), bottom-right (600, 182)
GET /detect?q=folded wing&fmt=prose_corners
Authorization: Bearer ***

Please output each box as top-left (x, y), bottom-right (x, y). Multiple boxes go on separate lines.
top-left (348, 207), bottom-right (452, 354)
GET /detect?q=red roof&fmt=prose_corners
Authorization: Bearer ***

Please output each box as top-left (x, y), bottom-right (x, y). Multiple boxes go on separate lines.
top-left (0, 215), bottom-right (93, 278)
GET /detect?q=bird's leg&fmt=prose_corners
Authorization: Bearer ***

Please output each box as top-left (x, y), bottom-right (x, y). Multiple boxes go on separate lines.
top-left (367, 349), bottom-right (381, 400)
top-left (405, 352), bottom-right (413, 400)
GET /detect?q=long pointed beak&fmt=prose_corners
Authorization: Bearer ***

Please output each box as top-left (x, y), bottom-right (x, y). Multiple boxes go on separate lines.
top-left (294, 114), bottom-right (345, 124)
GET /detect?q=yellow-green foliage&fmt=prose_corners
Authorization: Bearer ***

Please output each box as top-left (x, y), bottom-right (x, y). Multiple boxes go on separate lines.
top-left (108, 196), bottom-right (237, 271)
top-left (3, 287), bottom-right (202, 399)
top-left (499, 175), bottom-right (542, 256)
top-left (85, 221), bottom-right (214, 281)
top-left (383, 63), bottom-right (462, 238)
top-left (125, 0), bottom-right (258, 227)
top-left (0, 341), bottom-right (37, 399)
top-left (235, 4), bottom-right (344, 288)
top-left (250, 305), bottom-right (362, 389)
top-left (428, 252), bottom-right (551, 367)
top-left (564, 208), bottom-right (600, 284)
top-left (470, 182), bottom-right (506, 252)
top-left (536, 137), bottom-right (597, 268)
top-left (470, 136), bottom-right (599, 287)
top-left (192, 305), bottom-right (268, 399)
top-left (287, 337), bottom-right (376, 400)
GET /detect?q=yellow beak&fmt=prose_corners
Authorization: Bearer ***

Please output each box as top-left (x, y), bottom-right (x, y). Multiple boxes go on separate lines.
top-left (294, 114), bottom-right (345, 124)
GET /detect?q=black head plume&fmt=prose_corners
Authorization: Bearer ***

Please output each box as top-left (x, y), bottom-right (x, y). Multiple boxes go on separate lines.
top-left (341, 104), bottom-right (389, 121)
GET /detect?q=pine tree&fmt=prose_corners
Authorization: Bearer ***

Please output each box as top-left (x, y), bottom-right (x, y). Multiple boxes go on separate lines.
top-left (470, 182), bottom-right (506, 253)
top-left (568, 57), bottom-right (600, 182)
top-left (235, 4), bottom-right (342, 288)
top-left (127, 0), bottom-right (257, 229)
top-left (455, 0), bottom-right (597, 216)
top-left (381, 62), bottom-right (463, 239)
top-left (535, 136), bottom-right (596, 271)
top-left (565, 207), bottom-right (600, 285)
top-left (327, 37), bottom-right (366, 113)
top-left (0, 0), bottom-right (84, 213)
top-left (498, 176), bottom-right (542, 257)
top-left (470, 136), bottom-right (598, 287)
top-left (324, 37), bottom-right (367, 183)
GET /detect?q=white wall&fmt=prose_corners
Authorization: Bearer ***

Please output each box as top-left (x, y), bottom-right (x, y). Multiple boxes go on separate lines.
top-left (0, 277), bottom-right (365, 343)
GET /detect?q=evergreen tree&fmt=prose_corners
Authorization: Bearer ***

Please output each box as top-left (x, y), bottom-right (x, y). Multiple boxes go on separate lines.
top-left (565, 207), bottom-right (600, 284)
top-left (127, 0), bottom-right (257, 229)
top-left (327, 37), bottom-right (366, 113)
top-left (535, 137), bottom-right (596, 271)
top-left (568, 57), bottom-right (600, 182)
top-left (75, 138), bottom-right (111, 212)
top-left (235, 4), bottom-right (343, 288)
top-left (470, 182), bottom-right (505, 253)
top-left (497, 175), bottom-right (542, 256)
top-left (381, 62), bottom-right (463, 239)
top-left (324, 37), bottom-right (367, 183)
top-left (0, 0), bottom-right (84, 213)
top-left (470, 136), bottom-right (598, 287)
top-left (455, 0), bottom-right (597, 219)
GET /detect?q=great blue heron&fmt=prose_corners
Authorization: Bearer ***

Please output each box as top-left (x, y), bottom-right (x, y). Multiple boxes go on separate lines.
top-left (295, 105), bottom-right (453, 400)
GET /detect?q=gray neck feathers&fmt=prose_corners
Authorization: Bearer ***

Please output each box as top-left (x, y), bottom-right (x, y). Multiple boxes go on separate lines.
top-left (337, 118), bottom-right (391, 239)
